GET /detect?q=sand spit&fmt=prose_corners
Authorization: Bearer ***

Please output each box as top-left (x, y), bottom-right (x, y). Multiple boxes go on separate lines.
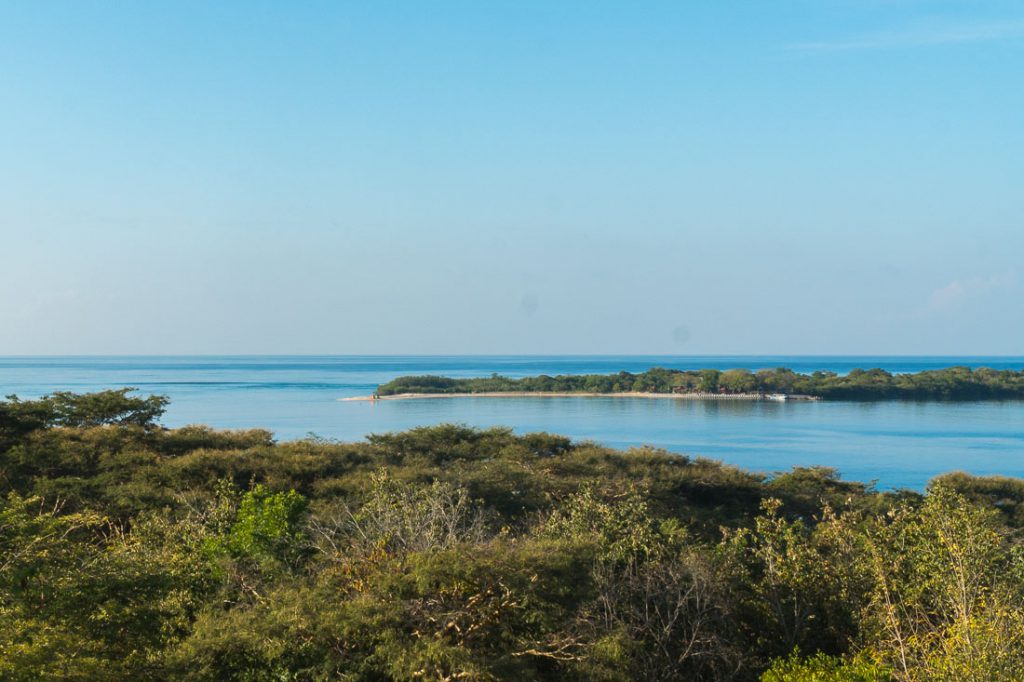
top-left (340, 392), bottom-right (821, 402)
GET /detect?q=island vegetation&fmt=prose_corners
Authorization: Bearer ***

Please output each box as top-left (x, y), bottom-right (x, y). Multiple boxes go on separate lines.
top-left (376, 365), bottom-right (1024, 400)
top-left (4, 389), bottom-right (1024, 680)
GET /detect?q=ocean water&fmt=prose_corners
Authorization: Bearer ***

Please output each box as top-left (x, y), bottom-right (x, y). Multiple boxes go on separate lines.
top-left (2, 355), bottom-right (1023, 490)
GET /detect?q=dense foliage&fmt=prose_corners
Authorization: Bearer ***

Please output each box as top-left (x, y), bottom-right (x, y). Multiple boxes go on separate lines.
top-left (3, 389), bottom-right (1024, 680)
top-left (377, 365), bottom-right (1024, 400)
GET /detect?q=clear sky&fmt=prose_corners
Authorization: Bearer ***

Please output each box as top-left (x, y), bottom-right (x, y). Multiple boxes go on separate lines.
top-left (1, 1), bottom-right (1022, 355)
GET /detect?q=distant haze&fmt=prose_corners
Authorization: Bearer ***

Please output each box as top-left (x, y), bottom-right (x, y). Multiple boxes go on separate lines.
top-left (1, 2), bottom-right (1022, 355)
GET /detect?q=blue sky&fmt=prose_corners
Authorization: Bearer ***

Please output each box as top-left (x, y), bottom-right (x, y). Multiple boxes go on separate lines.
top-left (1, 1), bottom-right (1021, 354)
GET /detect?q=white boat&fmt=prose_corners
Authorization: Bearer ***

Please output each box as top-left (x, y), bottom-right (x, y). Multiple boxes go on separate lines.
top-left (766, 394), bottom-right (788, 402)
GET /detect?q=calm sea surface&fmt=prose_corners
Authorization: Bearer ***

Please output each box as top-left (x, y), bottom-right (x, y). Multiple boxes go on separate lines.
top-left (3, 356), bottom-right (1023, 490)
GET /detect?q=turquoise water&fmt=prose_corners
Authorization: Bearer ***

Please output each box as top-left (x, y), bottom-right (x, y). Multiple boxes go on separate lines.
top-left (3, 356), bottom-right (1023, 490)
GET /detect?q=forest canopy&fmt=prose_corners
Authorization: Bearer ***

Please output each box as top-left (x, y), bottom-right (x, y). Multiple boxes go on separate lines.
top-left (3, 390), bottom-right (1024, 680)
top-left (377, 365), bottom-right (1024, 400)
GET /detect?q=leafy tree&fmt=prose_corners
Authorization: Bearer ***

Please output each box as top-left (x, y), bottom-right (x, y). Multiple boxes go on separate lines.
top-left (720, 369), bottom-right (757, 394)
top-left (761, 652), bottom-right (891, 681)
top-left (860, 485), bottom-right (1024, 681)
top-left (728, 499), bottom-right (870, 662)
top-left (203, 483), bottom-right (309, 573)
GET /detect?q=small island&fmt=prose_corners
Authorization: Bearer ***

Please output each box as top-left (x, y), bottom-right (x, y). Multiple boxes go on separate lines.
top-left (347, 366), bottom-right (1024, 402)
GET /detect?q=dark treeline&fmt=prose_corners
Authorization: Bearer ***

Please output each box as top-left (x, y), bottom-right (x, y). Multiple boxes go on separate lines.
top-left (377, 365), bottom-right (1024, 400)
top-left (4, 389), bottom-right (1024, 680)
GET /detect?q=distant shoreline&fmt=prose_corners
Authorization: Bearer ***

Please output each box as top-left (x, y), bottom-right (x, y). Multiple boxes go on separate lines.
top-left (340, 391), bottom-right (821, 402)
top-left (370, 366), bottom-right (1024, 402)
